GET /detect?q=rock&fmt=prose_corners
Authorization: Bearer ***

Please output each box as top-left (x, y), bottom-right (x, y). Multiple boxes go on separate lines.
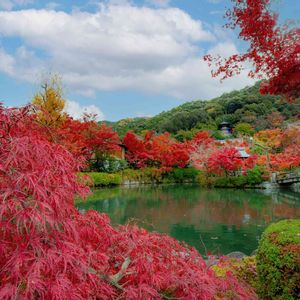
top-left (226, 251), bottom-right (247, 260)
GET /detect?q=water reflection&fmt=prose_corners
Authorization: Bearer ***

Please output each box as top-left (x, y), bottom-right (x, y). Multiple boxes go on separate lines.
top-left (77, 185), bottom-right (300, 256)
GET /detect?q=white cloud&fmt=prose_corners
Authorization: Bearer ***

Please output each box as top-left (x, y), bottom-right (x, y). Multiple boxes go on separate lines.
top-left (64, 100), bottom-right (105, 121)
top-left (0, 2), bottom-right (254, 101)
top-left (0, 48), bottom-right (15, 75)
top-left (0, 46), bottom-right (44, 80)
top-left (133, 56), bottom-right (254, 99)
top-left (208, 41), bottom-right (239, 57)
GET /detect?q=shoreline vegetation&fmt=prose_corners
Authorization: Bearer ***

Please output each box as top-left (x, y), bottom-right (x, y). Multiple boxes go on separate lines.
top-left (80, 167), bottom-right (295, 190)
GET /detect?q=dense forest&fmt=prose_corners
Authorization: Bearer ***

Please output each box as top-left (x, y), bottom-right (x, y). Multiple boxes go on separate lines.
top-left (105, 82), bottom-right (300, 138)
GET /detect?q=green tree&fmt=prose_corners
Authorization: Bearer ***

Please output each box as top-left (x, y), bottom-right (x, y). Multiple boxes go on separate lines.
top-left (234, 123), bottom-right (255, 136)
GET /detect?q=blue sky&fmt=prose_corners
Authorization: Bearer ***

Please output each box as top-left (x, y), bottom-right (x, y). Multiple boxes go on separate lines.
top-left (0, 0), bottom-right (298, 121)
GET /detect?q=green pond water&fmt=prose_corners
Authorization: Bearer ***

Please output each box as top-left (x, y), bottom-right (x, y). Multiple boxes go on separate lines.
top-left (77, 185), bottom-right (300, 257)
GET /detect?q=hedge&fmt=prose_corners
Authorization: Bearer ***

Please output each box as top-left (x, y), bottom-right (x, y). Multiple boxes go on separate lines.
top-left (166, 168), bottom-right (199, 183)
top-left (82, 172), bottom-right (122, 187)
top-left (256, 219), bottom-right (300, 299)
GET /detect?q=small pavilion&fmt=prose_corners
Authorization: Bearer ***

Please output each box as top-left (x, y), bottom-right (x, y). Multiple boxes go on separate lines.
top-left (218, 122), bottom-right (233, 136)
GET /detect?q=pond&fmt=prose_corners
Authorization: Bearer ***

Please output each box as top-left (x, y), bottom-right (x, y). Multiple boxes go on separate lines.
top-left (77, 185), bottom-right (300, 257)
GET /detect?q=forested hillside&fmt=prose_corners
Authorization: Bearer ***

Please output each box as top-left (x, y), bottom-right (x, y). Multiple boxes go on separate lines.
top-left (106, 82), bottom-right (299, 138)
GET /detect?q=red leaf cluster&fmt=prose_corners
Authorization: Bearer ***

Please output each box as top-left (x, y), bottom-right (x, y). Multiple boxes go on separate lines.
top-left (56, 116), bottom-right (121, 161)
top-left (254, 126), bottom-right (300, 172)
top-left (190, 132), bottom-right (256, 175)
top-left (204, 0), bottom-right (300, 100)
top-left (207, 147), bottom-right (256, 176)
top-left (123, 131), bottom-right (190, 169)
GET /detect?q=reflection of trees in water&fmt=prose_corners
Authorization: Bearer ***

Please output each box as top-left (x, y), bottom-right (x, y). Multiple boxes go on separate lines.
top-left (79, 187), bottom-right (300, 227)
top-left (169, 223), bottom-right (264, 257)
top-left (77, 186), bottom-right (300, 254)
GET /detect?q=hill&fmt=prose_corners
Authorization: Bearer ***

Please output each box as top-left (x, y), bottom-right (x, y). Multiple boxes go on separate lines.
top-left (103, 82), bottom-right (300, 137)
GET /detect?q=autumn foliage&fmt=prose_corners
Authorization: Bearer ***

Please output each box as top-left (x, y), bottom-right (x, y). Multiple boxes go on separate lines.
top-left (57, 117), bottom-right (121, 161)
top-left (0, 104), bottom-right (258, 299)
top-left (123, 130), bottom-right (190, 170)
top-left (190, 132), bottom-right (257, 175)
top-left (32, 75), bottom-right (67, 127)
top-left (204, 0), bottom-right (300, 100)
top-left (254, 127), bottom-right (300, 172)
top-left (208, 147), bottom-right (256, 176)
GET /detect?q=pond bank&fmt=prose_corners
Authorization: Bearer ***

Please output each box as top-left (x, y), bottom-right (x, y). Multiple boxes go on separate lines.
top-left (82, 170), bottom-right (300, 190)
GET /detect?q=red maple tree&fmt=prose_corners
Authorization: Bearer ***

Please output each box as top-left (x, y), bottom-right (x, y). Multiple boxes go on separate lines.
top-left (57, 116), bottom-right (121, 163)
top-left (123, 131), bottom-right (190, 170)
top-left (208, 147), bottom-right (243, 175)
top-left (207, 147), bottom-right (257, 176)
top-left (204, 0), bottom-right (300, 100)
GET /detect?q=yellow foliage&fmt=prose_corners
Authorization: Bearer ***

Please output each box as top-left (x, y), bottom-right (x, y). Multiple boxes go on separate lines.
top-left (32, 75), bottom-right (66, 127)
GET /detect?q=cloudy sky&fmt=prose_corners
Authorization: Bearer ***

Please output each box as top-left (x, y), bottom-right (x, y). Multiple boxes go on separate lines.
top-left (0, 0), bottom-right (298, 121)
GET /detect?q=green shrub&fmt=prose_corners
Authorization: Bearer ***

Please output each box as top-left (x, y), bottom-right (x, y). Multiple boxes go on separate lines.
top-left (257, 219), bottom-right (300, 300)
top-left (246, 166), bottom-right (264, 185)
top-left (214, 177), bottom-right (243, 187)
top-left (121, 167), bottom-right (199, 184)
top-left (234, 123), bottom-right (255, 136)
top-left (84, 172), bottom-right (122, 187)
top-left (121, 168), bottom-right (163, 183)
top-left (214, 177), bottom-right (232, 187)
top-left (231, 176), bottom-right (248, 187)
top-left (197, 172), bottom-right (217, 187)
top-left (167, 168), bottom-right (199, 183)
top-left (233, 256), bottom-right (258, 291)
top-left (212, 130), bottom-right (227, 140)
top-left (214, 171), bottom-right (264, 188)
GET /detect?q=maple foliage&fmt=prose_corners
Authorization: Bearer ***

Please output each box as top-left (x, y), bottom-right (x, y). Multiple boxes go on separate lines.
top-left (0, 105), bottom-right (109, 299)
top-left (0, 104), bottom-right (257, 299)
top-left (270, 145), bottom-right (300, 171)
top-left (189, 131), bottom-right (218, 172)
top-left (123, 130), bottom-right (190, 169)
top-left (254, 126), bottom-right (300, 172)
top-left (254, 128), bottom-right (282, 152)
top-left (257, 144), bottom-right (300, 172)
top-left (190, 132), bottom-right (256, 175)
top-left (254, 126), bottom-right (300, 153)
top-left (280, 126), bottom-right (300, 149)
top-left (122, 131), bottom-right (150, 168)
top-left (57, 116), bottom-right (121, 162)
top-left (208, 147), bottom-right (252, 175)
top-left (204, 0), bottom-right (300, 100)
